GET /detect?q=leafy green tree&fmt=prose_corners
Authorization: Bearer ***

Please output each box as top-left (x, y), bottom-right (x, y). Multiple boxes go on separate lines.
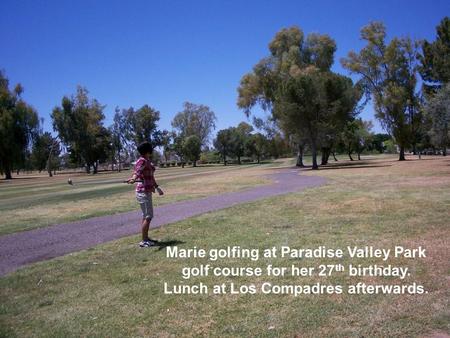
top-left (0, 71), bottom-right (39, 179)
top-left (354, 119), bottom-right (374, 160)
top-left (424, 83), bottom-right (450, 155)
top-left (183, 135), bottom-right (202, 167)
top-left (341, 21), bottom-right (421, 160)
top-left (238, 26), bottom-right (359, 169)
top-left (229, 122), bottom-right (253, 164)
top-left (229, 127), bottom-right (245, 164)
top-left (172, 132), bottom-right (185, 166)
top-left (172, 102), bottom-right (217, 147)
top-left (274, 71), bottom-right (359, 167)
top-left (214, 128), bottom-right (234, 165)
top-left (384, 139), bottom-right (398, 154)
top-left (31, 132), bottom-right (60, 176)
top-left (370, 133), bottom-right (391, 153)
top-left (123, 105), bottom-right (161, 147)
top-left (160, 130), bottom-right (172, 163)
top-left (252, 116), bottom-right (292, 161)
top-left (419, 17), bottom-right (450, 95)
top-left (200, 150), bottom-right (221, 164)
top-left (340, 120), bottom-right (358, 161)
top-left (246, 133), bottom-right (268, 164)
top-left (51, 86), bottom-right (110, 173)
top-left (340, 119), bottom-right (373, 160)
top-left (110, 107), bottom-right (127, 171)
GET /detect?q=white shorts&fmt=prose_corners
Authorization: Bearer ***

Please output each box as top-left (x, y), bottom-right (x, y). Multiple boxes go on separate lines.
top-left (136, 192), bottom-right (153, 220)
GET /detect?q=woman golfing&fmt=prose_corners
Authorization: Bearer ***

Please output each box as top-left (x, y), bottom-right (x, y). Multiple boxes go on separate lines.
top-left (127, 141), bottom-right (164, 247)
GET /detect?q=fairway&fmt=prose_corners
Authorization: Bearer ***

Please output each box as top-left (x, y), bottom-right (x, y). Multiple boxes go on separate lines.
top-left (0, 155), bottom-right (449, 337)
top-left (0, 160), bottom-right (293, 235)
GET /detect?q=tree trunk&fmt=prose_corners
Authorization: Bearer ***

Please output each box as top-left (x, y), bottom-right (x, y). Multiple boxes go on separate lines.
top-left (443, 146), bottom-right (447, 156)
top-left (238, 156), bottom-right (241, 165)
top-left (311, 141), bottom-right (319, 170)
top-left (257, 154), bottom-right (261, 164)
top-left (118, 144), bottom-right (121, 172)
top-left (4, 162), bottom-right (12, 179)
top-left (347, 143), bottom-right (353, 161)
top-left (357, 152), bottom-right (361, 160)
top-left (47, 152), bottom-right (53, 177)
top-left (399, 146), bottom-right (406, 161)
top-left (223, 153), bottom-right (227, 166)
top-left (193, 160), bottom-right (197, 167)
top-left (296, 144), bottom-right (304, 167)
top-left (332, 151), bottom-right (338, 161)
top-left (321, 147), bottom-right (330, 165)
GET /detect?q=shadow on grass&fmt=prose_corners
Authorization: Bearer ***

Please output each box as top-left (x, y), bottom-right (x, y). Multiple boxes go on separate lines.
top-left (318, 164), bottom-right (392, 170)
top-left (296, 161), bottom-right (393, 171)
top-left (0, 176), bottom-right (38, 182)
top-left (319, 161), bottom-right (392, 170)
top-left (155, 239), bottom-right (185, 251)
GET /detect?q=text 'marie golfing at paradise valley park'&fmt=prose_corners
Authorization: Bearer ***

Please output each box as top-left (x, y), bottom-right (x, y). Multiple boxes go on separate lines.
top-left (166, 246), bottom-right (426, 261)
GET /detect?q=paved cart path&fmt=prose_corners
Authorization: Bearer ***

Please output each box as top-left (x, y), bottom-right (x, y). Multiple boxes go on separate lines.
top-left (0, 169), bottom-right (326, 276)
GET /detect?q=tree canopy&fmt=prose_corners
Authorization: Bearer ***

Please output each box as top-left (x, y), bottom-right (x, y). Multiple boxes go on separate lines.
top-left (419, 16), bottom-right (450, 95)
top-left (0, 71), bottom-right (39, 179)
top-left (172, 102), bottom-right (217, 147)
top-left (341, 22), bottom-right (421, 160)
top-left (51, 86), bottom-right (111, 173)
top-left (238, 26), bottom-right (359, 169)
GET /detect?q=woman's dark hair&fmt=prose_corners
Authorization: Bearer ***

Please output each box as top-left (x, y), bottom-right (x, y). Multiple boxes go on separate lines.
top-left (137, 141), bottom-right (153, 156)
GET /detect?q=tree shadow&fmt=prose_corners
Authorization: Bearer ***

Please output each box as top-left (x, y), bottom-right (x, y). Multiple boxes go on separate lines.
top-left (0, 176), bottom-right (39, 181)
top-left (294, 161), bottom-right (393, 171)
top-left (318, 164), bottom-right (392, 170)
top-left (154, 239), bottom-right (185, 251)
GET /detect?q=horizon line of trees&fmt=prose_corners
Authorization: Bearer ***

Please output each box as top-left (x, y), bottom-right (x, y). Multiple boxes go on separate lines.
top-left (237, 17), bottom-right (450, 169)
top-left (1, 17), bottom-right (449, 178)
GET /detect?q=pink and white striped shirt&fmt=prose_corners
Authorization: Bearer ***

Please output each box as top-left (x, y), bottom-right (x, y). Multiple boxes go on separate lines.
top-left (134, 157), bottom-right (157, 193)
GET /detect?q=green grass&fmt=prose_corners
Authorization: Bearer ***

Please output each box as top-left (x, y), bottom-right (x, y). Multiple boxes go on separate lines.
top-left (0, 155), bottom-right (449, 337)
top-left (0, 160), bottom-right (291, 235)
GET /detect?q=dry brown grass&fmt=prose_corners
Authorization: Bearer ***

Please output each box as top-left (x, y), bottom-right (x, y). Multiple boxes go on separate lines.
top-left (1, 155), bottom-right (449, 337)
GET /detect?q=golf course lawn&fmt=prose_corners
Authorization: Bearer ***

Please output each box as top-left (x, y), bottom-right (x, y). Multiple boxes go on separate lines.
top-left (0, 155), bottom-right (449, 337)
top-left (0, 160), bottom-right (293, 235)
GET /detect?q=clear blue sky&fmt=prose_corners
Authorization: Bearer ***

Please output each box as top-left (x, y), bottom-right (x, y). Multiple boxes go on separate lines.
top-left (1, 0), bottom-right (449, 136)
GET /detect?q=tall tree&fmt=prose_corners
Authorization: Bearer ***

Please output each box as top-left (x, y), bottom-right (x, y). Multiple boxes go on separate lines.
top-left (172, 102), bottom-right (217, 147)
top-left (214, 128), bottom-right (234, 165)
top-left (246, 133), bottom-right (268, 164)
top-left (341, 21), bottom-right (421, 160)
top-left (424, 83), bottom-right (450, 155)
top-left (51, 86), bottom-right (110, 173)
top-left (419, 17), bottom-right (450, 96)
top-left (238, 26), bottom-right (358, 169)
top-left (370, 133), bottom-right (391, 153)
top-left (160, 130), bottom-right (172, 163)
top-left (0, 71), bottom-right (39, 179)
top-left (110, 107), bottom-right (127, 171)
top-left (340, 118), bottom-right (373, 161)
top-left (31, 132), bottom-right (60, 176)
top-left (172, 132), bottom-right (186, 166)
top-left (229, 127), bottom-right (245, 165)
top-left (183, 135), bottom-right (202, 167)
top-left (123, 105), bottom-right (161, 147)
